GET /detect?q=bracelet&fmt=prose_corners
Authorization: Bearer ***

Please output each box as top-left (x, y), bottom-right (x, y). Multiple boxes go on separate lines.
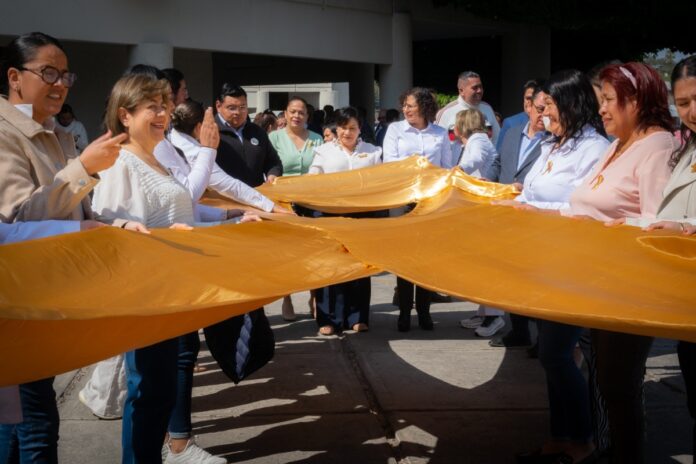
top-left (121, 221), bottom-right (129, 229)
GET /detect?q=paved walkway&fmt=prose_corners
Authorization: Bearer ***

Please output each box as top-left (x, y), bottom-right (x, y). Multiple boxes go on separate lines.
top-left (55, 273), bottom-right (692, 463)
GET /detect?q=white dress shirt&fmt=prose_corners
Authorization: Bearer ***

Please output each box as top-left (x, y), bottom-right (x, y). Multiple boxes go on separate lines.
top-left (170, 129), bottom-right (275, 212)
top-left (517, 126), bottom-right (609, 209)
top-left (457, 132), bottom-right (499, 179)
top-left (382, 120), bottom-right (453, 168)
top-left (152, 137), bottom-right (224, 222)
top-left (309, 140), bottom-right (382, 174)
top-left (435, 96), bottom-right (501, 145)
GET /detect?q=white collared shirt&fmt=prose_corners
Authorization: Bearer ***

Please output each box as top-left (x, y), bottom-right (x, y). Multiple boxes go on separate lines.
top-left (170, 129), bottom-right (274, 212)
top-left (517, 125), bottom-right (609, 209)
top-left (14, 104), bottom-right (56, 131)
top-left (457, 132), bottom-right (499, 179)
top-left (309, 140), bottom-right (382, 174)
top-left (382, 119), bottom-right (453, 168)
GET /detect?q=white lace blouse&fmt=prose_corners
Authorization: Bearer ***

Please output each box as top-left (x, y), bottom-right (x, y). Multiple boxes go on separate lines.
top-left (92, 149), bottom-right (195, 228)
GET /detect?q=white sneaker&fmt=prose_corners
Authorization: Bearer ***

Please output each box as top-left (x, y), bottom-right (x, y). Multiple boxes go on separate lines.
top-left (475, 317), bottom-right (505, 337)
top-left (459, 315), bottom-right (484, 329)
top-left (164, 439), bottom-right (227, 464)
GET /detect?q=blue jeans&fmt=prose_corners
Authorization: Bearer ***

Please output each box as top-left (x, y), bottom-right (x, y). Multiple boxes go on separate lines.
top-left (168, 332), bottom-right (200, 439)
top-left (122, 338), bottom-right (178, 464)
top-left (537, 320), bottom-right (592, 443)
top-left (0, 378), bottom-right (58, 464)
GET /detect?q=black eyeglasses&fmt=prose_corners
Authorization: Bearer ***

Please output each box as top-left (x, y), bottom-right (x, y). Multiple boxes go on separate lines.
top-left (19, 65), bottom-right (77, 88)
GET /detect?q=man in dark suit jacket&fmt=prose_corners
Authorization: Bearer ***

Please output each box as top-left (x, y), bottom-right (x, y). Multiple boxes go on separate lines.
top-left (215, 84), bottom-right (283, 188)
top-left (487, 86), bottom-right (547, 186)
top-left (480, 86), bottom-right (549, 348)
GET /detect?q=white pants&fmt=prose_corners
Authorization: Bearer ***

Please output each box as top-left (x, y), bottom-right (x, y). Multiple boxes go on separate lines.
top-left (79, 354), bottom-right (126, 418)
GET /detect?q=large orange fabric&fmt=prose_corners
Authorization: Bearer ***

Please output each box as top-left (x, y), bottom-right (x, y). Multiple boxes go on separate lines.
top-left (1, 156), bottom-right (694, 386)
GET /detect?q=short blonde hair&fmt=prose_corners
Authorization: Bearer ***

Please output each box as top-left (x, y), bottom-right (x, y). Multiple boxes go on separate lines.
top-left (104, 74), bottom-right (171, 136)
top-left (454, 109), bottom-right (487, 138)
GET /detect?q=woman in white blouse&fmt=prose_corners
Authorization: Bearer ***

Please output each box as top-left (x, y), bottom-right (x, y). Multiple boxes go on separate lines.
top-left (382, 88), bottom-right (452, 332)
top-left (169, 99), bottom-right (286, 214)
top-left (502, 70), bottom-right (608, 464)
top-left (309, 107), bottom-right (381, 335)
top-left (382, 87), bottom-right (453, 168)
top-left (88, 73), bottom-right (250, 464)
top-left (454, 108), bottom-right (499, 180)
top-left (513, 85), bottom-right (608, 210)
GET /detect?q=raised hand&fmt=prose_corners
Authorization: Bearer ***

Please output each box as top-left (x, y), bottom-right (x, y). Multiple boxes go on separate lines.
top-left (199, 107), bottom-right (220, 150)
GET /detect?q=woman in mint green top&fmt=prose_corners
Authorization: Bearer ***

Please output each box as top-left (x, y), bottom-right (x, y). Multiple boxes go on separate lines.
top-left (268, 96), bottom-right (323, 321)
top-left (268, 97), bottom-right (323, 176)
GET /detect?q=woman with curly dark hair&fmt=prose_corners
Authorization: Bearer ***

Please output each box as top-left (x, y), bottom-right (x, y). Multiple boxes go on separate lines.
top-left (382, 87), bottom-right (453, 332)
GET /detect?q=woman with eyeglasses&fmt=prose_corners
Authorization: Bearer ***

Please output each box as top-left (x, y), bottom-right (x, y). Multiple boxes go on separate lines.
top-left (0, 32), bottom-right (147, 463)
top-left (382, 87), bottom-right (453, 332)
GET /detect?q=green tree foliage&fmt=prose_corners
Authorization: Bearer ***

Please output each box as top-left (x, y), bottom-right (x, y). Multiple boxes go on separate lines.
top-left (435, 93), bottom-right (457, 109)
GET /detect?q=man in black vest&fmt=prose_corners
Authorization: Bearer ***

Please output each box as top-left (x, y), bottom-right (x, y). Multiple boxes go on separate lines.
top-left (215, 84), bottom-right (283, 187)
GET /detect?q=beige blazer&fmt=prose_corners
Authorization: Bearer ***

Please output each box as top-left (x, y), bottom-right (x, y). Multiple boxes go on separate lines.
top-left (0, 97), bottom-right (99, 223)
top-left (657, 146), bottom-right (696, 221)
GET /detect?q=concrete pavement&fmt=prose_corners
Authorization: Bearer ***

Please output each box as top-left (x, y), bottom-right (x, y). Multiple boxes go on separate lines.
top-left (55, 272), bottom-right (692, 463)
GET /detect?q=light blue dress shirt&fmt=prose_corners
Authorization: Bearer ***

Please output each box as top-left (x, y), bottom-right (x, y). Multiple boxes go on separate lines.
top-left (517, 122), bottom-right (544, 170)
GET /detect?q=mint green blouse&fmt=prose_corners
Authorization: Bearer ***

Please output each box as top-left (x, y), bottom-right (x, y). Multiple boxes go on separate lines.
top-left (269, 128), bottom-right (323, 176)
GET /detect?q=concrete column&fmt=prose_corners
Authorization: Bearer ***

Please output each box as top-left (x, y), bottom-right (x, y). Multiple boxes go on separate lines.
top-left (378, 12), bottom-right (413, 110)
top-left (500, 25), bottom-right (550, 117)
top-left (128, 42), bottom-right (173, 70)
top-left (348, 63), bottom-right (375, 124)
top-left (319, 90), bottom-right (338, 110)
top-left (174, 49), bottom-right (213, 106)
top-left (256, 90), bottom-right (270, 112)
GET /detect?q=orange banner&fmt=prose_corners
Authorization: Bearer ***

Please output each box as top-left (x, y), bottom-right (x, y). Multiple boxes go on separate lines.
top-left (1, 157), bottom-right (694, 385)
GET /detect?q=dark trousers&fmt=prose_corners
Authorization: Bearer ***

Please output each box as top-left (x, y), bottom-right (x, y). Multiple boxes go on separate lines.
top-left (316, 277), bottom-right (371, 330)
top-left (578, 330), bottom-right (610, 453)
top-left (592, 329), bottom-right (653, 464)
top-left (537, 320), bottom-right (592, 442)
top-left (0, 378), bottom-right (59, 464)
top-left (122, 338), bottom-right (179, 464)
top-left (168, 332), bottom-right (201, 439)
top-left (509, 313), bottom-right (533, 343)
top-left (678, 341), bottom-right (696, 457)
top-left (396, 277), bottom-right (432, 315)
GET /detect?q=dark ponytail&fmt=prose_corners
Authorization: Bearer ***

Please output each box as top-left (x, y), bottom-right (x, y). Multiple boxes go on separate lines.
top-left (171, 100), bottom-right (205, 136)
